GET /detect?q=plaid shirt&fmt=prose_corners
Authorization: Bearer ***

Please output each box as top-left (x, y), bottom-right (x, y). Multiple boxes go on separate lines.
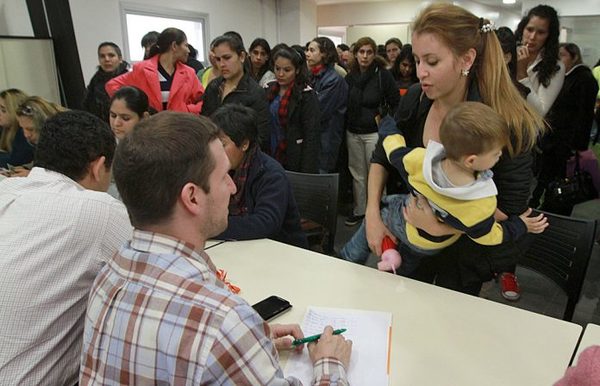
top-left (80, 230), bottom-right (347, 385)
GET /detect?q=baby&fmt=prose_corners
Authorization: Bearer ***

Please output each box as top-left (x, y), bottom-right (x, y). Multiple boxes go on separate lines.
top-left (341, 101), bottom-right (546, 274)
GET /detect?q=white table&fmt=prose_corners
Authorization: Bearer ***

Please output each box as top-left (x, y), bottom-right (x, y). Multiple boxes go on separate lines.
top-left (207, 239), bottom-right (582, 386)
top-left (205, 239), bottom-right (226, 249)
top-left (574, 323), bottom-right (600, 362)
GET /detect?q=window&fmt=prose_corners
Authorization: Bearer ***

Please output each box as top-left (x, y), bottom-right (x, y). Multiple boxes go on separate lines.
top-left (121, 3), bottom-right (208, 63)
top-left (317, 27), bottom-right (346, 47)
top-left (319, 34), bottom-right (342, 46)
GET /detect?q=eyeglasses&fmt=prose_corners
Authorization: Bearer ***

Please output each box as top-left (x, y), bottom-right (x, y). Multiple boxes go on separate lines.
top-left (17, 105), bottom-right (34, 116)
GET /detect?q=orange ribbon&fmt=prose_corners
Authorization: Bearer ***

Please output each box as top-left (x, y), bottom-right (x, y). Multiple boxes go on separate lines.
top-left (216, 269), bottom-right (241, 294)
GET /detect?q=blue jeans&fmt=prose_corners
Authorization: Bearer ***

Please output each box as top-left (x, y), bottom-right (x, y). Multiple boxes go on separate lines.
top-left (340, 194), bottom-right (439, 275)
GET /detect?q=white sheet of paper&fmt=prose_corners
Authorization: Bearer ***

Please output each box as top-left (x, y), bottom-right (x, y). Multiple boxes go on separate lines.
top-left (284, 306), bottom-right (392, 385)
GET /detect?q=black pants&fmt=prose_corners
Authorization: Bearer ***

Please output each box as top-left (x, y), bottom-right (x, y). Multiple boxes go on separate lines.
top-left (408, 234), bottom-right (531, 296)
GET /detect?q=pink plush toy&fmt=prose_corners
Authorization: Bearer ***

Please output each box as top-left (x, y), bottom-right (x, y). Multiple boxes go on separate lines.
top-left (377, 236), bottom-right (402, 274)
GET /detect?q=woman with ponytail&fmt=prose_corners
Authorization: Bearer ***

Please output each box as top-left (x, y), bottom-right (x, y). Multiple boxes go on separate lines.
top-left (106, 28), bottom-right (204, 114)
top-left (362, 3), bottom-right (544, 294)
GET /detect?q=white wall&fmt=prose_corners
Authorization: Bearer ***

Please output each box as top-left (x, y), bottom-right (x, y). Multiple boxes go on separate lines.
top-left (0, 0), bottom-right (33, 36)
top-left (299, 0), bottom-right (317, 45)
top-left (277, 0), bottom-right (317, 46)
top-left (521, 0), bottom-right (600, 17)
top-left (0, 38), bottom-right (61, 102)
top-left (454, 0), bottom-right (521, 31)
top-left (317, 0), bottom-right (424, 26)
top-left (278, 0), bottom-right (300, 45)
top-left (317, 0), bottom-right (519, 46)
top-left (346, 24), bottom-right (410, 47)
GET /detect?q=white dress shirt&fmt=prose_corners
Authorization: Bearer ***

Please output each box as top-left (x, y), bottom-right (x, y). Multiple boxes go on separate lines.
top-left (519, 53), bottom-right (565, 117)
top-left (0, 167), bottom-right (132, 386)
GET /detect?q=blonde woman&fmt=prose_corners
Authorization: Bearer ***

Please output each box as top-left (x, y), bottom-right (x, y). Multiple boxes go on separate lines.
top-left (0, 89), bottom-right (33, 169)
top-left (12, 96), bottom-right (66, 176)
top-left (363, 3), bottom-right (544, 293)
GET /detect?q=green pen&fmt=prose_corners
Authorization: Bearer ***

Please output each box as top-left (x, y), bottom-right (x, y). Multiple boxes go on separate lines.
top-left (292, 328), bottom-right (347, 346)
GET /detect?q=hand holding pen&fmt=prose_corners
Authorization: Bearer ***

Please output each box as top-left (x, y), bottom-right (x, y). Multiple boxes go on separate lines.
top-left (307, 325), bottom-right (352, 369)
top-left (292, 328), bottom-right (347, 346)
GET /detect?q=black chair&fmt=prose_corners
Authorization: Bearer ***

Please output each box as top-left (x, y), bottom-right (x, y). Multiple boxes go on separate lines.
top-left (519, 210), bottom-right (597, 321)
top-left (285, 171), bottom-right (339, 254)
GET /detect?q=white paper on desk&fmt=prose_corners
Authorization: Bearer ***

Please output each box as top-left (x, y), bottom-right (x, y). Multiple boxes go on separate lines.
top-left (284, 306), bottom-right (392, 385)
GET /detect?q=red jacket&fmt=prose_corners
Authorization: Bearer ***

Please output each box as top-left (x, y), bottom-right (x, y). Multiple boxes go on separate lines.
top-left (106, 56), bottom-right (204, 114)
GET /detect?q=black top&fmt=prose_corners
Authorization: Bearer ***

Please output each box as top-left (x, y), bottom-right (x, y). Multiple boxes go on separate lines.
top-left (217, 150), bottom-right (308, 248)
top-left (546, 65), bottom-right (599, 151)
top-left (201, 73), bottom-right (271, 151)
top-left (266, 82), bottom-right (321, 173)
top-left (185, 58), bottom-right (204, 74)
top-left (158, 63), bottom-right (174, 111)
top-left (345, 64), bottom-right (399, 134)
top-left (82, 62), bottom-right (129, 122)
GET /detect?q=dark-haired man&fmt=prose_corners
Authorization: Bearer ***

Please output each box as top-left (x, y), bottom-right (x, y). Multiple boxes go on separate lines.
top-left (0, 111), bottom-right (131, 385)
top-left (141, 30), bottom-right (159, 59)
top-left (80, 112), bottom-right (351, 385)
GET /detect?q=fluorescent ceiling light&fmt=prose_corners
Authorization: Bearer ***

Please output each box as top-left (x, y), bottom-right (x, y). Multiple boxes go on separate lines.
top-left (503, 0), bottom-right (516, 4)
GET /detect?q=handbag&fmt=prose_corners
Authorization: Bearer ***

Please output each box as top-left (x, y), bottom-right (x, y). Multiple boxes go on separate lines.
top-left (542, 152), bottom-right (599, 215)
top-left (377, 67), bottom-right (393, 118)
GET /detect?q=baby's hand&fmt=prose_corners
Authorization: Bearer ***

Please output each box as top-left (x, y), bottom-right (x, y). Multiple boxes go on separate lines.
top-left (519, 208), bottom-right (548, 234)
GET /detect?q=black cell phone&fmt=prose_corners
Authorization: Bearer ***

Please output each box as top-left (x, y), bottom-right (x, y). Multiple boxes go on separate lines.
top-left (252, 295), bottom-right (292, 321)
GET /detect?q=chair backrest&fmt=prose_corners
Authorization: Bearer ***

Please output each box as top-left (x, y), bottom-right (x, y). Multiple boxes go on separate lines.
top-left (519, 210), bottom-right (597, 321)
top-left (285, 171), bottom-right (339, 254)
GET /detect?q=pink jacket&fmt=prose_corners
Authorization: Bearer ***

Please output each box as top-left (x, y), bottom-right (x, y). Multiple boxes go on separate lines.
top-left (106, 56), bottom-right (204, 114)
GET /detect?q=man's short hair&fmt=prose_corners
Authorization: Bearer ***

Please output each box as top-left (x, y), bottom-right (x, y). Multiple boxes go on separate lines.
top-left (211, 104), bottom-right (257, 148)
top-left (35, 110), bottom-right (115, 181)
top-left (141, 31), bottom-right (159, 48)
top-left (113, 112), bottom-right (219, 228)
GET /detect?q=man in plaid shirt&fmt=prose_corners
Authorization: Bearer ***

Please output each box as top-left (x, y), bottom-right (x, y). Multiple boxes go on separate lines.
top-left (79, 112), bottom-right (352, 385)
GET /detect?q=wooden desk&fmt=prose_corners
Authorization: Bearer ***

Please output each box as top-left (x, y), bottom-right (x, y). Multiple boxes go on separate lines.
top-left (207, 239), bottom-right (582, 386)
top-left (574, 323), bottom-right (600, 362)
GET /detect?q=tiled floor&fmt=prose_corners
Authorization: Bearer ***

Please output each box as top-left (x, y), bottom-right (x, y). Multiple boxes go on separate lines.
top-left (332, 199), bottom-right (600, 327)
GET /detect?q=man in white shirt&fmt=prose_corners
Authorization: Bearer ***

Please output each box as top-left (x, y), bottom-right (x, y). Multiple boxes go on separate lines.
top-left (0, 110), bottom-right (131, 385)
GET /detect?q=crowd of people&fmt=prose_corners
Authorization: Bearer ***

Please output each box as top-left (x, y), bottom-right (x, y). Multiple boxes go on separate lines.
top-left (1, 2), bottom-right (599, 384)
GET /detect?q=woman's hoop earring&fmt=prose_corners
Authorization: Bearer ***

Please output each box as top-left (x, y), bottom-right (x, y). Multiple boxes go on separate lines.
top-left (461, 69), bottom-right (470, 77)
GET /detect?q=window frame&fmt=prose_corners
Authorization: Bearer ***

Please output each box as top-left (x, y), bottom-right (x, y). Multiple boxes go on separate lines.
top-left (120, 2), bottom-right (209, 64)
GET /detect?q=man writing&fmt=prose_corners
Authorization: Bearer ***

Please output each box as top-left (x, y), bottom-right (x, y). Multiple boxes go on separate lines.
top-left (80, 112), bottom-right (352, 385)
top-left (0, 111), bottom-right (131, 385)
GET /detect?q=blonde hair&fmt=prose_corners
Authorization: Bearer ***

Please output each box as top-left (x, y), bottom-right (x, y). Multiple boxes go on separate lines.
top-left (16, 96), bottom-right (67, 135)
top-left (440, 102), bottom-right (508, 160)
top-left (412, 3), bottom-right (544, 155)
top-left (0, 89), bottom-right (28, 152)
